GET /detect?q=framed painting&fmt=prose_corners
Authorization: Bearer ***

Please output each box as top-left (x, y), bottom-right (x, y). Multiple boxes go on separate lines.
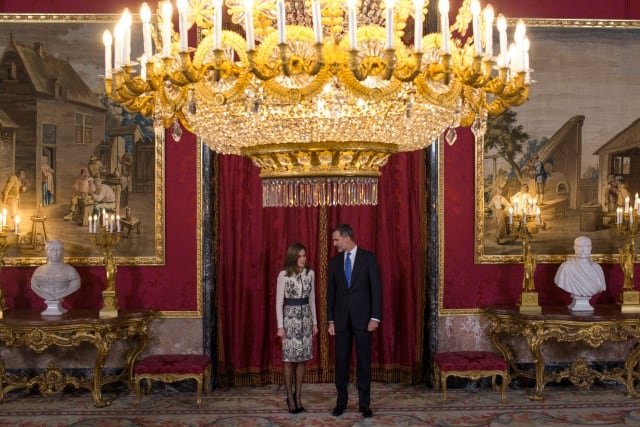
top-left (0, 14), bottom-right (164, 265)
top-left (476, 19), bottom-right (640, 264)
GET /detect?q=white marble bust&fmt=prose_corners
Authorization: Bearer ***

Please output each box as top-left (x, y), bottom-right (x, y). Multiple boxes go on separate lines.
top-left (31, 240), bottom-right (81, 316)
top-left (554, 236), bottom-right (606, 311)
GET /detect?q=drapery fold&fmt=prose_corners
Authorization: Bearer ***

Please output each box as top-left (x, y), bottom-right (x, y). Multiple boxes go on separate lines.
top-left (217, 151), bottom-right (426, 386)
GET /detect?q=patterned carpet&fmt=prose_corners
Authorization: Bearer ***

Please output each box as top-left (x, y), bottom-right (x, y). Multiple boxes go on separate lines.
top-left (1, 382), bottom-right (640, 426)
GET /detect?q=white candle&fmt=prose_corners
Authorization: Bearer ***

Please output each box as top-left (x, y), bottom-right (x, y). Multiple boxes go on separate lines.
top-left (635, 193), bottom-right (640, 211)
top-left (483, 5), bottom-right (494, 58)
top-left (496, 13), bottom-right (507, 66)
top-left (122, 9), bottom-right (132, 65)
top-left (14, 216), bottom-right (19, 234)
top-left (438, 0), bottom-right (449, 54)
top-left (177, 0), bottom-right (189, 52)
top-left (2, 208), bottom-right (6, 228)
top-left (88, 215), bottom-right (92, 233)
top-left (141, 3), bottom-right (153, 59)
top-left (347, 0), bottom-right (357, 50)
top-left (626, 196), bottom-right (630, 212)
top-left (140, 57), bottom-right (147, 80)
top-left (523, 36), bottom-right (530, 82)
top-left (312, 0), bottom-right (322, 43)
top-left (161, 1), bottom-right (173, 57)
top-left (508, 207), bottom-right (513, 225)
top-left (103, 209), bottom-right (107, 226)
top-left (102, 30), bottom-right (113, 79)
top-left (514, 20), bottom-right (526, 72)
top-left (277, 0), bottom-right (286, 44)
top-left (93, 214), bottom-right (98, 233)
top-left (245, 0), bottom-right (256, 50)
top-left (470, 0), bottom-right (482, 56)
top-left (535, 207), bottom-right (541, 225)
top-left (617, 207), bottom-right (622, 224)
top-left (113, 21), bottom-right (123, 70)
top-left (111, 214), bottom-right (115, 233)
top-left (116, 215), bottom-right (121, 232)
top-left (385, 0), bottom-right (395, 49)
top-left (213, 0), bottom-right (223, 49)
top-left (413, 0), bottom-right (423, 52)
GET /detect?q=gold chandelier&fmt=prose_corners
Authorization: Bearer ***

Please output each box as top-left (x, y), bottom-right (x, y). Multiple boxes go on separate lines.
top-left (103, 0), bottom-right (531, 207)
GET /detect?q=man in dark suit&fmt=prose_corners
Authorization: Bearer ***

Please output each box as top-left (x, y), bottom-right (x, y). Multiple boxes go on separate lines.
top-left (327, 224), bottom-right (382, 418)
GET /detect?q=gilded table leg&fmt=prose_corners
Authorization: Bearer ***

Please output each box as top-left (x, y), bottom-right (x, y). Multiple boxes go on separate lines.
top-left (624, 343), bottom-right (640, 398)
top-left (125, 329), bottom-right (151, 388)
top-left (528, 338), bottom-right (546, 401)
top-left (92, 340), bottom-right (112, 407)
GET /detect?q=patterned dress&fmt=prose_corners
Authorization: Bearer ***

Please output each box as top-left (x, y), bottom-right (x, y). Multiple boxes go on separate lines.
top-left (276, 269), bottom-right (317, 362)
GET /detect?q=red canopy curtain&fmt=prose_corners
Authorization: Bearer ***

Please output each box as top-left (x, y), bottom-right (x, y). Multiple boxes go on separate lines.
top-left (217, 151), bottom-right (426, 386)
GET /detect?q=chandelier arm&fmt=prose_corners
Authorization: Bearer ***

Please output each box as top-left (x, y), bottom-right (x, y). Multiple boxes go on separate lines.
top-left (248, 49), bottom-right (281, 81)
top-left (304, 43), bottom-right (324, 76)
top-left (393, 52), bottom-right (423, 83)
top-left (178, 51), bottom-right (203, 83)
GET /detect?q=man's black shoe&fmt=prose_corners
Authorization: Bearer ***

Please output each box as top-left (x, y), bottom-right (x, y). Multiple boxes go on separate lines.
top-left (360, 407), bottom-right (373, 418)
top-left (332, 404), bottom-right (346, 416)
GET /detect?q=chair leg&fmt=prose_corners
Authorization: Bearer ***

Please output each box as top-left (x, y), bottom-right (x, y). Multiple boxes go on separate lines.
top-left (134, 377), bottom-right (142, 407)
top-left (500, 373), bottom-right (509, 403)
top-left (195, 376), bottom-right (203, 407)
top-left (441, 374), bottom-right (448, 404)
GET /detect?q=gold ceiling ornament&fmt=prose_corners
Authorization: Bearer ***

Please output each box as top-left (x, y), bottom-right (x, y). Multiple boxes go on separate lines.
top-left (103, 0), bottom-right (531, 207)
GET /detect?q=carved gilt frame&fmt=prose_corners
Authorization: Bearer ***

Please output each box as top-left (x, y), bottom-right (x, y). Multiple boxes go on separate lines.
top-left (0, 14), bottom-right (164, 266)
top-left (475, 19), bottom-right (640, 264)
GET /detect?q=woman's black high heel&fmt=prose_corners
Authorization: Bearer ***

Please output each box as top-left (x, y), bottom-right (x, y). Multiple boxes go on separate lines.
top-left (286, 394), bottom-right (297, 414)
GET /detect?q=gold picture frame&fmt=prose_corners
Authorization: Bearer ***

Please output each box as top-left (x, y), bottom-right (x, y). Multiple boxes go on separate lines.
top-left (475, 19), bottom-right (640, 264)
top-left (0, 14), bottom-right (164, 266)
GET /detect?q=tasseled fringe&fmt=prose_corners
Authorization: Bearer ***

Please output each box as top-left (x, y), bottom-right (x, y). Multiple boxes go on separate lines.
top-left (217, 366), bottom-right (421, 387)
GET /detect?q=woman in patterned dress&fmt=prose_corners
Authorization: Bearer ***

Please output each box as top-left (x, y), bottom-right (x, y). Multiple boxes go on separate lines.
top-left (276, 243), bottom-right (318, 413)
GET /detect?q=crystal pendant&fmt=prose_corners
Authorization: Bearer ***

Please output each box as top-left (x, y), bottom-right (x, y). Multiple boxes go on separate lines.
top-left (445, 126), bottom-right (457, 146)
top-left (171, 119), bottom-right (183, 142)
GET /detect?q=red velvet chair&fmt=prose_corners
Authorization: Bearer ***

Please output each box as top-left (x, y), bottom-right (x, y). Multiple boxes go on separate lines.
top-left (433, 351), bottom-right (510, 403)
top-left (133, 354), bottom-right (211, 407)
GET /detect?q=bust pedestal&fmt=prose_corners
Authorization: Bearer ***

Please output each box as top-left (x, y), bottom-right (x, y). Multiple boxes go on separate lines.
top-left (41, 300), bottom-right (67, 316)
top-left (568, 296), bottom-right (594, 312)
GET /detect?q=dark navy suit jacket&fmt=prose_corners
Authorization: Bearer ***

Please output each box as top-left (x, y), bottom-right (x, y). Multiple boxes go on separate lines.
top-left (327, 247), bottom-right (383, 331)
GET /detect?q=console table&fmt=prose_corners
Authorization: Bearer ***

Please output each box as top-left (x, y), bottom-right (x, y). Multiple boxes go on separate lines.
top-left (0, 309), bottom-right (155, 407)
top-left (485, 305), bottom-right (640, 400)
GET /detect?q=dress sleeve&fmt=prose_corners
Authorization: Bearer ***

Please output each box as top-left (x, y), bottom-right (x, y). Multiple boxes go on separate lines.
top-left (276, 271), bottom-right (285, 328)
top-left (309, 270), bottom-right (317, 325)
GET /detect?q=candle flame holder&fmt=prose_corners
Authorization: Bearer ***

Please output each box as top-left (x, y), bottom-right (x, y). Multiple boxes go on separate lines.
top-left (510, 214), bottom-right (541, 314)
top-left (89, 226), bottom-right (121, 318)
top-left (615, 211), bottom-right (640, 313)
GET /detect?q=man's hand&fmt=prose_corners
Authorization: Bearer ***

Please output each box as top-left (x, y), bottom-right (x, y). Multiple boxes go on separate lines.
top-left (328, 322), bottom-right (335, 336)
top-left (277, 327), bottom-right (285, 338)
top-left (367, 320), bottom-right (379, 332)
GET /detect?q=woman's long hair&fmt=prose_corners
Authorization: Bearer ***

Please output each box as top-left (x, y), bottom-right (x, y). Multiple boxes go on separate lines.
top-left (283, 242), bottom-right (310, 277)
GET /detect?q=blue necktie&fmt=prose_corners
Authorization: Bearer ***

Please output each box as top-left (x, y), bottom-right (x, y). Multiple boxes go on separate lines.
top-left (345, 252), bottom-right (352, 288)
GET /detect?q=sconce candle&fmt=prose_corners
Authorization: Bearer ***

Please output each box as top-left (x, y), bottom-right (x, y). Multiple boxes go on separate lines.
top-left (161, 1), bottom-right (173, 57)
top-left (470, 0), bottom-right (482, 56)
top-left (140, 2), bottom-right (153, 58)
top-left (483, 5), bottom-right (494, 58)
top-left (14, 216), bottom-right (19, 235)
top-left (102, 30), bottom-right (113, 79)
top-left (177, 0), bottom-right (189, 52)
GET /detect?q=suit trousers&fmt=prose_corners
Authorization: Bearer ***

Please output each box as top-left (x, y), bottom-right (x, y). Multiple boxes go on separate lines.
top-left (334, 319), bottom-right (372, 408)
